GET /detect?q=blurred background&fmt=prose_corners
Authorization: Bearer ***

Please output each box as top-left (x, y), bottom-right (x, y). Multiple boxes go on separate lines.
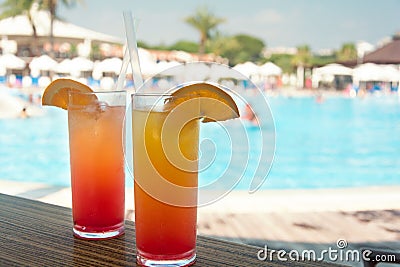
top-left (0, 0), bottom-right (399, 266)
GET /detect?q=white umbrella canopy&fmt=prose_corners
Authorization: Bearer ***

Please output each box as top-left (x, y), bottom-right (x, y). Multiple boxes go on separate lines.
top-left (353, 63), bottom-right (382, 81)
top-left (170, 50), bottom-right (193, 62)
top-left (208, 63), bottom-right (246, 81)
top-left (92, 57), bottom-right (122, 75)
top-left (136, 48), bottom-right (158, 77)
top-left (53, 58), bottom-right (72, 73)
top-left (138, 48), bottom-right (156, 63)
top-left (181, 62), bottom-right (210, 81)
top-left (312, 63), bottom-right (353, 85)
top-left (0, 65), bottom-right (6, 76)
top-left (54, 57), bottom-right (94, 76)
top-left (154, 62), bottom-right (210, 82)
top-left (155, 61), bottom-right (182, 76)
top-left (29, 55), bottom-right (57, 71)
top-left (138, 59), bottom-right (158, 77)
top-left (0, 54), bottom-right (26, 70)
top-left (70, 57), bottom-right (94, 72)
top-left (259, 62), bottom-right (282, 76)
top-left (381, 65), bottom-right (400, 82)
top-left (314, 63), bottom-right (353, 76)
top-left (233, 61), bottom-right (260, 78)
top-left (161, 62), bottom-right (210, 81)
top-left (353, 63), bottom-right (400, 82)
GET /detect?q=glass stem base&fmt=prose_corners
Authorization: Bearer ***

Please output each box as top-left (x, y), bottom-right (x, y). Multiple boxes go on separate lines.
top-left (73, 224), bottom-right (125, 240)
top-left (137, 251), bottom-right (196, 266)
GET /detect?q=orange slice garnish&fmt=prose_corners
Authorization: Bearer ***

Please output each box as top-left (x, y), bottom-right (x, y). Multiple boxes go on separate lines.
top-left (41, 78), bottom-right (95, 110)
top-left (170, 82), bottom-right (240, 123)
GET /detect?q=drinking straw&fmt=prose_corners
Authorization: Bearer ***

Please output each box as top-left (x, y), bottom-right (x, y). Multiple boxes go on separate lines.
top-left (114, 47), bottom-right (129, 91)
top-left (123, 11), bottom-right (143, 92)
top-left (122, 11), bottom-right (143, 181)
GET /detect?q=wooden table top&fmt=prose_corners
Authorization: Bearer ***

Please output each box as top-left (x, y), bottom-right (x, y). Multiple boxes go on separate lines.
top-left (0, 193), bottom-right (342, 266)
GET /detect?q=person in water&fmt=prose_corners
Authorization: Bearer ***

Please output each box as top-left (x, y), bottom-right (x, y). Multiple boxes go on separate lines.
top-left (315, 93), bottom-right (324, 104)
top-left (242, 103), bottom-right (259, 126)
top-left (19, 107), bottom-right (29, 119)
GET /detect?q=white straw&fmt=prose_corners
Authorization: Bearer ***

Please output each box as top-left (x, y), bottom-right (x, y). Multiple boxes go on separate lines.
top-left (114, 47), bottom-right (130, 91)
top-left (123, 11), bottom-right (143, 92)
top-left (122, 11), bottom-right (142, 182)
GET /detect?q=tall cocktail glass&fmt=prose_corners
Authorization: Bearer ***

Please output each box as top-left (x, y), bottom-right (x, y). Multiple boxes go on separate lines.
top-left (68, 90), bottom-right (126, 239)
top-left (132, 93), bottom-right (200, 266)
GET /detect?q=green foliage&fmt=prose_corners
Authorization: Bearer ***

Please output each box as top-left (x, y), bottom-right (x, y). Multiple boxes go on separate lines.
top-left (150, 43), bottom-right (169, 51)
top-left (38, 0), bottom-right (83, 20)
top-left (335, 42), bottom-right (357, 62)
top-left (169, 40), bottom-right (199, 53)
top-left (70, 43), bottom-right (77, 54)
top-left (0, 0), bottom-right (83, 19)
top-left (90, 43), bottom-right (100, 59)
top-left (291, 44), bottom-right (312, 67)
top-left (137, 40), bottom-right (168, 51)
top-left (233, 34), bottom-right (265, 62)
top-left (184, 6), bottom-right (225, 53)
top-left (0, 0), bottom-right (34, 19)
top-left (311, 54), bottom-right (336, 66)
top-left (138, 40), bottom-right (199, 53)
top-left (266, 48), bottom-right (335, 73)
top-left (137, 41), bottom-right (150, 49)
top-left (209, 35), bottom-right (240, 63)
top-left (39, 0), bottom-right (81, 9)
top-left (268, 54), bottom-right (295, 73)
top-left (210, 34), bottom-right (265, 66)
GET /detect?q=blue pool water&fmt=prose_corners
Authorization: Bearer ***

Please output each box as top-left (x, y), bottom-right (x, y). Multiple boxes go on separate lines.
top-left (266, 95), bottom-right (400, 189)
top-left (1, 94), bottom-right (400, 190)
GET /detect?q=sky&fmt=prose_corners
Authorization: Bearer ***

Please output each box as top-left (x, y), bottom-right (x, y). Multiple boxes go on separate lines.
top-left (4, 0), bottom-right (400, 51)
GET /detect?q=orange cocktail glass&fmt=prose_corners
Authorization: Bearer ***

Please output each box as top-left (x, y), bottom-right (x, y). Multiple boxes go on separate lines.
top-left (132, 93), bottom-right (199, 266)
top-left (68, 90), bottom-right (126, 239)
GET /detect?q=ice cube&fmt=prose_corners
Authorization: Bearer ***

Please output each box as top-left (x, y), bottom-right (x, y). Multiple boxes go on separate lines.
top-left (84, 100), bottom-right (108, 114)
top-left (98, 101), bottom-right (109, 112)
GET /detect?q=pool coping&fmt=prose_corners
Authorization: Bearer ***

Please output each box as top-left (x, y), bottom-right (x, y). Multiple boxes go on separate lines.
top-left (1, 179), bottom-right (399, 213)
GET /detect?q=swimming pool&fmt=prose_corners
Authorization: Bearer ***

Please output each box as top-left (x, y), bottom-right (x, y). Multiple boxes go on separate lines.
top-left (267, 94), bottom-right (400, 189)
top-left (1, 93), bottom-right (399, 190)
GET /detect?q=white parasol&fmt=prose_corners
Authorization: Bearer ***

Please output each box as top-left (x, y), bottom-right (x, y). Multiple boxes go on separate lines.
top-left (0, 54), bottom-right (26, 70)
top-left (29, 55), bottom-right (57, 71)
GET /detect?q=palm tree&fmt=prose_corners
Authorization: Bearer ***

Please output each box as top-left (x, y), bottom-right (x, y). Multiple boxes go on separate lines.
top-left (0, 0), bottom-right (39, 55)
top-left (38, 0), bottom-right (83, 55)
top-left (291, 45), bottom-right (312, 88)
top-left (184, 6), bottom-right (225, 54)
top-left (291, 45), bottom-right (312, 68)
top-left (336, 43), bottom-right (357, 62)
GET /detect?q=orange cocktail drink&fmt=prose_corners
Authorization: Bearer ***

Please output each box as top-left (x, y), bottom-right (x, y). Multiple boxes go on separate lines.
top-left (68, 90), bottom-right (126, 239)
top-left (132, 83), bottom-right (239, 266)
top-left (133, 93), bottom-right (199, 266)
